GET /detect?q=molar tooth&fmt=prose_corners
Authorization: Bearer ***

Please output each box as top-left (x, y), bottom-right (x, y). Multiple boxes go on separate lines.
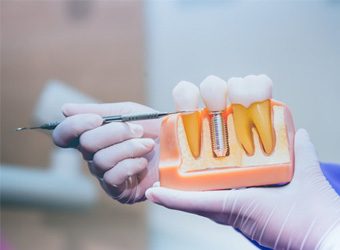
top-left (228, 75), bottom-right (274, 155)
top-left (172, 81), bottom-right (201, 158)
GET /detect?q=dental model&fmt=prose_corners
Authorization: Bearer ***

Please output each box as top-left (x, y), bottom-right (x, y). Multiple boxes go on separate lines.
top-left (159, 74), bottom-right (295, 191)
top-left (200, 75), bottom-right (229, 157)
top-left (172, 81), bottom-right (201, 158)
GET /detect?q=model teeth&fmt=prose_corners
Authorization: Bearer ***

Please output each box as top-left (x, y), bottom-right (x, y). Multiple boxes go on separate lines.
top-left (200, 75), bottom-right (228, 112)
top-left (172, 81), bottom-right (201, 158)
top-left (172, 81), bottom-right (200, 112)
top-left (228, 75), bottom-right (275, 155)
top-left (200, 75), bottom-right (229, 157)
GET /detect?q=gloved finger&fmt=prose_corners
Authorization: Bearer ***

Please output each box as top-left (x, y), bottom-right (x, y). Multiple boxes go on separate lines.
top-left (79, 122), bottom-right (143, 154)
top-left (62, 102), bottom-right (153, 117)
top-left (62, 102), bottom-right (161, 139)
top-left (294, 128), bottom-right (320, 178)
top-left (103, 157), bottom-right (148, 187)
top-left (145, 187), bottom-right (247, 216)
top-left (99, 174), bottom-right (141, 204)
top-left (98, 177), bottom-right (125, 200)
top-left (52, 114), bottom-right (103, 148)
top-left (92, 138), bottom-right (155, 172)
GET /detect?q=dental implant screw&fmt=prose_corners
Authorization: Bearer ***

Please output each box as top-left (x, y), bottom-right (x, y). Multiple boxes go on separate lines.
top-left (210, 111), bottom-right (229, 157)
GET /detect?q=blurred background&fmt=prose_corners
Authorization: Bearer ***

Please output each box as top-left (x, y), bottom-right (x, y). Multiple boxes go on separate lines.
top-left (1, 1), bottom-right (340, 250)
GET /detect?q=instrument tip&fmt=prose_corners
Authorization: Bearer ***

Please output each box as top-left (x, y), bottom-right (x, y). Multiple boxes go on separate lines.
top-left (16, 126), bottom-right (41, 131)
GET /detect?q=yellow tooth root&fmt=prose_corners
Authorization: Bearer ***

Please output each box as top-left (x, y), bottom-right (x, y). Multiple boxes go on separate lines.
top-left (232, 104), bottom-right (255, 156)
top-left (232, 100), bottom-right (275, 156)
top-left (181, 112), bottom-right (201, 158)
top-left (249, 100), bottom-right (275, 155)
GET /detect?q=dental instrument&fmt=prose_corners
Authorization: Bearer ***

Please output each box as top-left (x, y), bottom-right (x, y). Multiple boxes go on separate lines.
top-left (16, 111), bottom-right (187, 131)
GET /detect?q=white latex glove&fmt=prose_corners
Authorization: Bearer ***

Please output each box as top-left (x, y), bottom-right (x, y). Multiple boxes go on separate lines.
top-left (146, 129), bottom-right (340, 249)
top-left (53, 102), bottom-right (161, 204)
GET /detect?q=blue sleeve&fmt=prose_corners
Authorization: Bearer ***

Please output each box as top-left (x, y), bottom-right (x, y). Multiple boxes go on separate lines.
top-left (241, 162), bottom-right (340, 249)
top-left (320, 162), bottom-right (340, 195)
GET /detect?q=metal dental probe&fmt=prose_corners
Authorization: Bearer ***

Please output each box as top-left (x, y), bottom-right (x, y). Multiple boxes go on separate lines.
top-left (16, 111), bottom-right (188, 131)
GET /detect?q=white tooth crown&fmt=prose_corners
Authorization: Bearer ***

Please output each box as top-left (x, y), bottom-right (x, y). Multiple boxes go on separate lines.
top-left (172, 81), bottom-right (200, 111)
top-left (200, 75), bottom-right (228, 111)
top-left (228, 74), bottom-right (273, 107)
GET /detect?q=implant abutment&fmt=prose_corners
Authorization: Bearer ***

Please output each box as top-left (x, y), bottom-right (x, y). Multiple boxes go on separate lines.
top-left (209, 111), bottom-right (229, 158)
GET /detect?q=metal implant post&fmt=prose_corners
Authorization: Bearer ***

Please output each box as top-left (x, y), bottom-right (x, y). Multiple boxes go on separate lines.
top-left (199, 75), bottom-right (229, 157)
top-left (209, 111), bottom-right (229, 157)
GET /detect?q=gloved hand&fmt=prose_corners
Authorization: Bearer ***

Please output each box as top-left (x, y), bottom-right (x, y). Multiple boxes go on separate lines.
top-left (53, 102), bottom-right (161, 204)
top-left (146, 129), bottom-right (340, 249)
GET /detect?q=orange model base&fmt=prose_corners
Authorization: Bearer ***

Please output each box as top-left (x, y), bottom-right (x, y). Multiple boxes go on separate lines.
top-left (159, 100), bottom-right (295, 191)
